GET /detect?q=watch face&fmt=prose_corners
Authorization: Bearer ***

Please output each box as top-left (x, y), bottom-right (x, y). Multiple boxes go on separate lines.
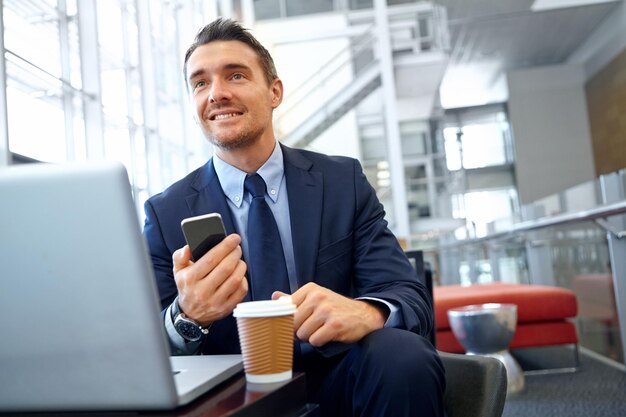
top-left (175, 318), bottom-right (203, 342)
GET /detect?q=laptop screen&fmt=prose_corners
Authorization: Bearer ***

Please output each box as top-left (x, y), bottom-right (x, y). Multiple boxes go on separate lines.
top-left (0, 162), bottom-right (179, 411)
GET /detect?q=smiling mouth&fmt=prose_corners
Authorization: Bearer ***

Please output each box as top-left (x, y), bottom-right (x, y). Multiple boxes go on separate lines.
top-left (211, 112), bottom-right (243, 121)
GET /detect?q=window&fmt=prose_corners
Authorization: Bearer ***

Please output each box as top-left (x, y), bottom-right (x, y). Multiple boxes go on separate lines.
top-left (452, 188), bottom-right (519, 237)
top-left (459, 123), bottom-right (508, 169)
top-left (1, 0), bottom-right (212, 217)
top-left (444, 118), bottom-right (510, 170)
top-left (3, 0), bottom-right (82, 163)
top-left (443, 105), bottom-right (513, 171)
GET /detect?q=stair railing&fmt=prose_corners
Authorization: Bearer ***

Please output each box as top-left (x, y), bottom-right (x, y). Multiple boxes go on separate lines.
top-left (274, 3), bottom-right (450, 143)
top-left (274, 24), bottom-right (379, 138)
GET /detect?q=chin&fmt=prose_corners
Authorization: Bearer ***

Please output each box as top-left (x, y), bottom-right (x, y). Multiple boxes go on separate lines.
top-left (207, 134), bottom-right (257, 151)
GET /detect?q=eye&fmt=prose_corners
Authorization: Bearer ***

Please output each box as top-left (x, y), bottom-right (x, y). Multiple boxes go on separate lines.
top-left (193, 80), bottom-right (206, 90)
top-left (232, 73), bottom-right (244, 80)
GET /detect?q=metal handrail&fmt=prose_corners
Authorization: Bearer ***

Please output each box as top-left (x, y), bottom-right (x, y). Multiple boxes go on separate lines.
top-left (279, 24), bottom-right (376, 104)
top-left (439, 199), bottom-right (626, 249)
top-left (5, 49), bottom-right (94, 99)
top-left (275, 4), bottom-right (449, 140)
top-left (276, 28), bottom-right (378, 121)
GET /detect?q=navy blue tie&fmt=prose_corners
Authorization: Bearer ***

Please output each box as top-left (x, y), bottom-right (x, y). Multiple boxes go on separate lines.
top-left (244, 173), bottom-right (290, 300)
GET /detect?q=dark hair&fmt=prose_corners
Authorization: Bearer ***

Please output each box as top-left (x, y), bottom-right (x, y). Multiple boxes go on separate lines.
top-left (183, 18), bottom-right (278, 87)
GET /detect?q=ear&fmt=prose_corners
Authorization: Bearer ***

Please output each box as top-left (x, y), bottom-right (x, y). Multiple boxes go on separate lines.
top-left (270, 78), bottom-right (283, 109)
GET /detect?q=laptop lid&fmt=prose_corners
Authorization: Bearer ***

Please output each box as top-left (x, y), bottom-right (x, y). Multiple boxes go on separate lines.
top-left (0, 162), bottom-right (241, 412)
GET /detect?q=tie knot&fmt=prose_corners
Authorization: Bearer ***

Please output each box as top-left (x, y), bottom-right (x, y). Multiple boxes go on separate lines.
top-left (244, 173), bottom-right (266, 199)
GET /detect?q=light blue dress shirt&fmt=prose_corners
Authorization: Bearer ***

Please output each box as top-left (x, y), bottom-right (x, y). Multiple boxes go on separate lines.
top-left (212, 143), bottom-right (299, 293)
top-left (166, 142), bottom-right (399, 354)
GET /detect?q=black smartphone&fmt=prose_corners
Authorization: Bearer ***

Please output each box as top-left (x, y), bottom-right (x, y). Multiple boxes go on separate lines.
top-left (181, 213), bottom-right (226, 262)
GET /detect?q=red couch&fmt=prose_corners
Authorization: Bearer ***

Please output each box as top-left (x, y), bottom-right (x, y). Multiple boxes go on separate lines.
top-left (434, 283), bottom-right (578, 353)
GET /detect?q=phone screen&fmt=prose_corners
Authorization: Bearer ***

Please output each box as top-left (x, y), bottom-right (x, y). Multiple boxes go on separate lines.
top-left (181, 213), bottom-right (226, 261)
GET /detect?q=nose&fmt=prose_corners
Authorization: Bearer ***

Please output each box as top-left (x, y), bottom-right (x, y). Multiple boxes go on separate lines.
top-left (208, 79), bottom-right (232, 103)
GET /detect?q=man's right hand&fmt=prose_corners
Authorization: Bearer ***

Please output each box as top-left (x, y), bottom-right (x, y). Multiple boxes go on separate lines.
top-left (172, 233), bottom-right (248, 326)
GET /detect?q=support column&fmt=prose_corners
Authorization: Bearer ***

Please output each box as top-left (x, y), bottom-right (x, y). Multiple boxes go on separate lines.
top-left (440, 245), bottom-right (461, 285)
top-left (373, 0), bottom-right (410, 238)
top-left (136, 0), bottom-right (161, 194)
top-left (218, 0), bottom-right (234, 19)
top-left (524, 205), bottom-right (556, 285)
top-left (426, 157), bottom-right (437, 217)
top-left (487, 242), bottom-right (502, 283)
top-left (240, 0), bottom-right (255, 26)
top-left (77, 0), bottom-right (104, 159)
top-left (58, 0), bottom-right (75, 161)
top-left (0, 0), bottom-right (10, 166)
top-left (466, 244), bottom-right (479, 285)
top-left (525, 237), bottom-right (556, 285)
top-left (174, 3), bottom-right (191, 174)
top-left (600, 173), bottom-right (626, 364)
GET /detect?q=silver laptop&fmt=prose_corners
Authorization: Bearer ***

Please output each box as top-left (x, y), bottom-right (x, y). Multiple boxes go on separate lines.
top-left (0, 161), bottom-right (243, 412)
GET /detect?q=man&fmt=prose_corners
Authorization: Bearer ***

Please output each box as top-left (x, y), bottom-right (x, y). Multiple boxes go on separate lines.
top-left (143, 18), bottom-right (445, 417)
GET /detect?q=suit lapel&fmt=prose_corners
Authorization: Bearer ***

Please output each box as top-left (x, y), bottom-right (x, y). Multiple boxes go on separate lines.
top-left (184, 159), bottom-right (238, 235)
top-left (282, 145), bottom-right (323, 287)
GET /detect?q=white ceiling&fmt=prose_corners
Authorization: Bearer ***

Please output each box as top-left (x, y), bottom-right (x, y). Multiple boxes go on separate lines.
top-left (434, 0), bottom-right (620, 108)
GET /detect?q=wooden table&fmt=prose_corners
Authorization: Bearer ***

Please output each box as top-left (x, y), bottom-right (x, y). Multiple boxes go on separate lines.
top-left (2, 372), bottom-right (316, 417)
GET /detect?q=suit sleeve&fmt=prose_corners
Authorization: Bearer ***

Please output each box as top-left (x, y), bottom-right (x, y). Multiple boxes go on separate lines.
top-left (143, 198), bottom-right (178, 310)
top-left (350, 159), bottom-right (434, 338)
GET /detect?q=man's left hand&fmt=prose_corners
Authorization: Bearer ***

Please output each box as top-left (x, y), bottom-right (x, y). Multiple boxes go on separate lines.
top-left (273, 282), bottom-right (388, 347)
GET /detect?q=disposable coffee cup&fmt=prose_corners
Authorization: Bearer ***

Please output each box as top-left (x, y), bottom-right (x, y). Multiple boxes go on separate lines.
top-left (233, 296), bottom-right (296, 383)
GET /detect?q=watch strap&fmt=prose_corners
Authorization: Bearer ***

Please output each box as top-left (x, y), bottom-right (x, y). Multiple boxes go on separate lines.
top-left (171, 296), bottom-right (182, 321)
top-left (171, 296), bottom-right (211, 339)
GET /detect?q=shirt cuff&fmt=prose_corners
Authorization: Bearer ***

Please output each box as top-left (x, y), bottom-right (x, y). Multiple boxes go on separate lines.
top-left (358, 296), bottom-right (403, 328)
top-left (165, 303), bottom-right (202, 355)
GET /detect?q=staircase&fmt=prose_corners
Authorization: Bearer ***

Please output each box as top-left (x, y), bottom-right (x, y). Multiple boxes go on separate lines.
top-left (281, 59), bottom-right (382, 149)
top-left (274, 2), bottom-right (450, 150)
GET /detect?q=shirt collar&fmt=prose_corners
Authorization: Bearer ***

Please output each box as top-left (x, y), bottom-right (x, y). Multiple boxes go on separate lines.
top-left (212, 142), bottom-right (285, 208)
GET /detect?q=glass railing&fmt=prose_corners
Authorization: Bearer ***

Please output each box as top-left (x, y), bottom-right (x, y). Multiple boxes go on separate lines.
top-left (413, 168), bottom-right (626, 364)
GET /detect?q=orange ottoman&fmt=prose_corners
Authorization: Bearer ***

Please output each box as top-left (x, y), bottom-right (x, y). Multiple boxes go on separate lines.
top-left (434, 283), bottom-right (578, 353)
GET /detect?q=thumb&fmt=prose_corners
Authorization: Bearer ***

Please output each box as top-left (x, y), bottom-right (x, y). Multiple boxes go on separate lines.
top-left (173, 245), bottom-right (193, 272)
top-left (271, 291), bottom-right (289, 300)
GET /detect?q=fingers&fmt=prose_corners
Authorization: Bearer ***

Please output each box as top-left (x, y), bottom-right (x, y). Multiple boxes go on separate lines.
top-left (296, 308), bottom-right (329, 345)
top-left (223, 271), bottom-right (249, 311)
top-left (289, 284), bottom-right (379, 347)
top-left (289, 282), bottom-right (315, 307)
top-left (177, 258), bottom-right (248, 324)
top-left (210, 258), bottom-right (248, 301)
top-left (174, 234), bottom-right (241, 283)
top-left (173, 233), bottom-right (248, 323)
top-left (203, 244), bottom-right (243, 290)
top-left (194, 234), bottom-right (242, 279)
top-left (307, 320), bottom-right (339, 347)
top-left (291, 283), bottom-right (331, 342)
top-left (196, 265), bottom-right (248, 322)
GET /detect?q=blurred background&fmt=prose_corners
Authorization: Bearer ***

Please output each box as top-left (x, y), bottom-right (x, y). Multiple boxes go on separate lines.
top-left (1, 0), bottom-right (625, 366)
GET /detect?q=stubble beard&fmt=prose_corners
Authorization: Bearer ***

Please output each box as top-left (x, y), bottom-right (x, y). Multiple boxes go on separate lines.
top-left (204, 123), bottom-right (265, 151)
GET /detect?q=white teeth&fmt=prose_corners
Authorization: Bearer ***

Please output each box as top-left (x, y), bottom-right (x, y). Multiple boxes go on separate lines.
top-left (213, 113), bottom-right (239, 120)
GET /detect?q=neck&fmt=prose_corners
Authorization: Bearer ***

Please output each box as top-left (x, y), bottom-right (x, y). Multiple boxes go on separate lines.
top-left (215, 138), bottom-right (277, 173)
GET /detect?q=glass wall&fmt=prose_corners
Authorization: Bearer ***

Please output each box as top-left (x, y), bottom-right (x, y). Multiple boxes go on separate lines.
top-left (3, 0), bottom-right (82, 163)
top-left (1, 0), bottom-right (215, 217)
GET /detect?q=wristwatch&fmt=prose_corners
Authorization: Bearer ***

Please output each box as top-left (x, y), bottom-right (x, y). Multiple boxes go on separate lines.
top-left (171, 298), bottom-right (210, 342)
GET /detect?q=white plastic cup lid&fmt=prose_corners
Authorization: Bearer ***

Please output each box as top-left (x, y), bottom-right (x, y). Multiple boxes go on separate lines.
top-left (233, 296), bottom-right (296, 318)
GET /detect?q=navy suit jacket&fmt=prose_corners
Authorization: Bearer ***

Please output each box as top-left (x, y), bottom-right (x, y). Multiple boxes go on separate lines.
top-left (143, 144), bottom-right (434, 356)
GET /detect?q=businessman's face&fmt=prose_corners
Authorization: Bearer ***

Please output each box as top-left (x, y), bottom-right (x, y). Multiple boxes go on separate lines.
top-left (186, 40), bottom-right (283, 151)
